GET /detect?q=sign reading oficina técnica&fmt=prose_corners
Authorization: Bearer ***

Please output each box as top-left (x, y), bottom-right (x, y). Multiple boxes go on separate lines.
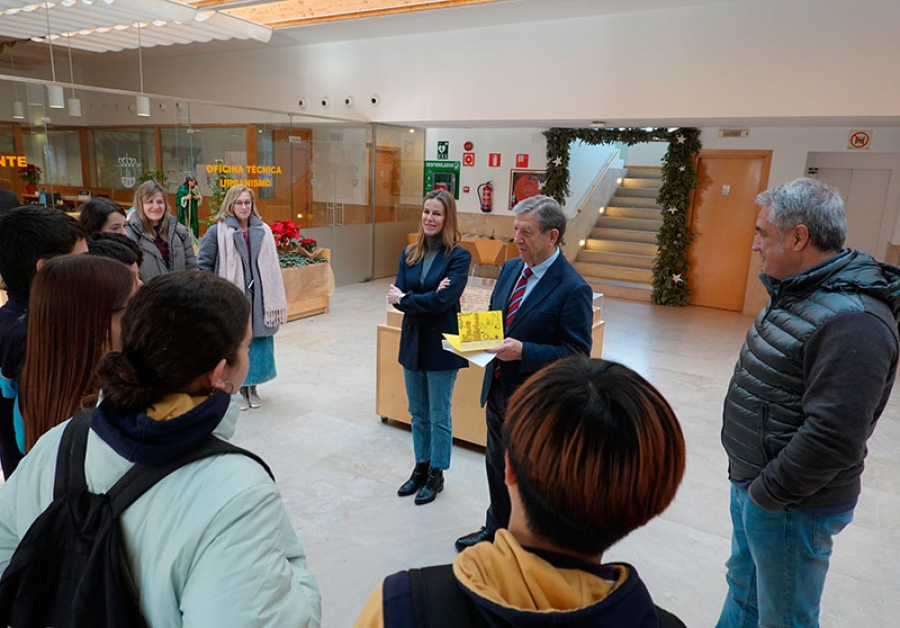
top-left (207, 162), bottom-right (283, 188)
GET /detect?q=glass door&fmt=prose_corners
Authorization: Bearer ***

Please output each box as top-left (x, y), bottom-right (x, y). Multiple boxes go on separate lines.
top-left (302, 122), bottom-right (374, 286)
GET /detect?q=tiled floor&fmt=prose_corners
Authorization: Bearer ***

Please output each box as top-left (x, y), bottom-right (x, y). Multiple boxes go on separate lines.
top-left (3, 277), bottom-right (895, 625)
top-left (231, 278), bottom-right (899, 627)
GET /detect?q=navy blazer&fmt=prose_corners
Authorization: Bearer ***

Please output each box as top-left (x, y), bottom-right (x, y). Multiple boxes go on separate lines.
top-left (393, 244), bottom-right (471, 372)
top-left (481, 253), bottom-right (593, 405)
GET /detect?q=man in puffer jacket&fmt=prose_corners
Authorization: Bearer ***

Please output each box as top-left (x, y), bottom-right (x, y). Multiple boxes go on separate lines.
top-left (717, 177), bottom-right (900, 628)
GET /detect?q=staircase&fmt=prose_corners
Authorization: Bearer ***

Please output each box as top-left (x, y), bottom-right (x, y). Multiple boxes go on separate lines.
top-left (573, 167), bottom-right (662, 301)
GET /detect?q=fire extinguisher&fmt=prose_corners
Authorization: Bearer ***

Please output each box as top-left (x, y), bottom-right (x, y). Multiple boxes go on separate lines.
top-left (477, 181), bottom-right (493, 213)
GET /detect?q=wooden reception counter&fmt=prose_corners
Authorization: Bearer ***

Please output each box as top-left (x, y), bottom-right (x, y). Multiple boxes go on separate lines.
top-left (375, 280), bottom-right (604, 447)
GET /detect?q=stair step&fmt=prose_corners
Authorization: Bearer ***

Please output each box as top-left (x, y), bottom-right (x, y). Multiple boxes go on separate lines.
top-left (610, 195), bottom-right (660, 208)
top-left (615, 187), bottom-right (659, 198)
top-left (625, 167), bottom-right (663, 180)
top-left (577, 249), bottom-right (655, 269)
top-left (591, 228), bottom-right (658, 244)
top-left (585, 239), bottom-right (658, 256)
top-left (596, 216), bottom-right (662, 232)
top-left (585, 278), bottom-right (653, 302)
top-left (621, 177), bottom-right (661, 189)
top-left (604, 206), bottom-right (661, 220)
top-left (573, 262), bottom-right (653, 283)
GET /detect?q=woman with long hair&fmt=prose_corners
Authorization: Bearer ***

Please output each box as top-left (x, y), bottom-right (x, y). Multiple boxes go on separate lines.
top-left (17, 255), bottom-right (135, 452)
top-left (125, 180), bottom-right (197, 283)
top-left (386, 189), bottom-right (471, 505)
top-left (198, 185), bottom-right (286, 410)
top-left (357, 357), bottom-right (687, 627)
top-left (0, 271), bottom-right (321, 625)
top-left (175, 174), bottom-right (202, 239)
top-left (77, 197), bottom-right (127, 235)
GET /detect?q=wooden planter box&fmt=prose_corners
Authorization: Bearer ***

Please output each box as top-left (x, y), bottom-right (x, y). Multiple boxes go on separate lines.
top-left (281, 249), bottom-right (334, 322)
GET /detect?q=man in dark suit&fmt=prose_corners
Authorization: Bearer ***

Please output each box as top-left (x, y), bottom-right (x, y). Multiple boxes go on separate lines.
top-left (455, 195), bottom-right (594, 551)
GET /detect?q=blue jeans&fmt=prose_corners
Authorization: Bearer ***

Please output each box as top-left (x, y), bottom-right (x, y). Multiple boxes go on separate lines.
top-left (716, 484), bottom-right (854, 628)
top-left (402, 368), bottom-right (458, 470)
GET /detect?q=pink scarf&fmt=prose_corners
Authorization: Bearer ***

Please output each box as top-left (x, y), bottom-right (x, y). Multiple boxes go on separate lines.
top-left (216, 221), bottom-right (287, 328)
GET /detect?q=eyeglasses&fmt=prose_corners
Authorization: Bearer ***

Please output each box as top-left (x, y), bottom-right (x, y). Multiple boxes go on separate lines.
top-left (233, 200), bottom-right (253, 207)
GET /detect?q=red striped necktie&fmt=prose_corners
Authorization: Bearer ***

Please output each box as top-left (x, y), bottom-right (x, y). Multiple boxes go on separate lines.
top-left (505, 267), bottom-right (533, 327)
top-left (494, 267), bottom-right (533, 379)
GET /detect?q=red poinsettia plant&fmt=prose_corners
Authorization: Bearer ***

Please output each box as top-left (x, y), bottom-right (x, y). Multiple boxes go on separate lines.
top-left (272, 219), bottom-right (325, 268)
top-left (18, 163), bottom-right (42, 187)
top-left (272, 219), bottom-right (303, 253)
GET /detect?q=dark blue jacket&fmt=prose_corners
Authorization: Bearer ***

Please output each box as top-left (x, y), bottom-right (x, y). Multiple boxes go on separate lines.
top-left (481, 254), bottom-right (593, 405)
top-left (722, 249), bottom-right (900, 510)
top-left (393, 244), bottom-right (470, 372)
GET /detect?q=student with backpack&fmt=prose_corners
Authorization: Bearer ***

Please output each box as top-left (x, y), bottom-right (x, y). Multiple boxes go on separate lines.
top-left (0, 270), bottom-right (321, 626)
top-left (0, 206), bottom-right (87, 479)
top-left (355, 357), bottom-right (688, 628)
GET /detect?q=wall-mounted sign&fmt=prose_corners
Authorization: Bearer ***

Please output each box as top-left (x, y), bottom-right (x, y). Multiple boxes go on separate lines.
top-left (464, 141), bottom-right (474, 151)
top-left (0, 155), bottom-right (27, 168)
top-left (119, 154), bottom-right (137, 188)
top-left (207, 162), bottom-right (283, 188)
top-left (509, 169), bottom-right (546, 211)
top-left (462, 153), bottom-right (475, 167)
top-left (848, 130), bottom-right (871, 150)
top-left (437, 141), bottom-right (449, 160)
top-left (488, 153), bottom-right (501, 168)
top-left (423, 160), bottom-right (461, 199)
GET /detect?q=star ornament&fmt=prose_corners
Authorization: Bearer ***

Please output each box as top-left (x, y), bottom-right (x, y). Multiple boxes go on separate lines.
top-left (672, 273), bottom-right (684, 284)
top-left (676, 134), bottom-right (686, 144)
top-left (551, 156), bottom-right (563, 166)
top-left (667, 207), bottom-right (679, 214)
top-left (678, 165), bottom-right (686, 172)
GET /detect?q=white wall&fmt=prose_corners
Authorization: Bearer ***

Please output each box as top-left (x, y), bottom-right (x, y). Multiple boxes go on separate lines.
top-left (421, 128), bottom-right (617, 216)
top-left (423, 128), bottom-right (547, 214)
top-left (77, 0), bottom-right (900, 126)
top-left (700, 127), bottom-right (900, 189)
top-left (566, 141), bottom-right (620, 214)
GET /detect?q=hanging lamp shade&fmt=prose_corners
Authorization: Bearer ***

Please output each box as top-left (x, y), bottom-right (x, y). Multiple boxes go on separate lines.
top-left (68, 97), bottom-right (82, 117)
top-left (136, 95), bottom-right (150, 117)
top-left (47, 85), bottom-right (65, 109)
top-left (12, 101), bottom-right (25, 120)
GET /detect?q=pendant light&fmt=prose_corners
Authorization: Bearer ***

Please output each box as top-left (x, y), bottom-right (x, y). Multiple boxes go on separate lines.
top-left (10, 49), bottom-right (25, 120)
top-left (136, 22), bottom-right (150, 117)
top-left (44, 1), bottom-right (64, 108)
top-left (65, 33), bottom-right (81, 117)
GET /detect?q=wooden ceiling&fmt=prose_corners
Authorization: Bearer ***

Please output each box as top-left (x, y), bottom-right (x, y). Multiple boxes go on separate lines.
top-left (186, 0), bottom-right (506, 29)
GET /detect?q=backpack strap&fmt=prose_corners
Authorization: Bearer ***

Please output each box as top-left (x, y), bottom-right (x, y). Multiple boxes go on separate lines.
top-left (655, 604), bottom-right (688, 628)
top-left (105, 437), bottom-right (274, 518)
top-left (408, 565), bottom-right (488, 628)
top-left (52, 409), bottom-right (94, 500)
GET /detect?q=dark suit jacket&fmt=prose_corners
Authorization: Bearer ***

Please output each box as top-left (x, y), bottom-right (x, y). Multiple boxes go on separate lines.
top-left (481, 253), bottom-right (593, 405)
top-left (393, 244), bottom-right (471, 372)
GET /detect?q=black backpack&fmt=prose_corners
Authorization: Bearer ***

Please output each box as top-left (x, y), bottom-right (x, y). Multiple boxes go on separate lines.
top-left (400, 565), bottom-right (688, 628)
top-left (0, 410), bottom-right (273, 627)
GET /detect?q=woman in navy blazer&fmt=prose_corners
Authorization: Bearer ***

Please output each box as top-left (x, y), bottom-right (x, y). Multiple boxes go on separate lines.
top-left (387, 189), bottom-right (471, 505)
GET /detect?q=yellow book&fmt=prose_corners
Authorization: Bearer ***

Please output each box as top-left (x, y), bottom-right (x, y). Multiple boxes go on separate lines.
top-left (452, 310), bottom-right (504, 351)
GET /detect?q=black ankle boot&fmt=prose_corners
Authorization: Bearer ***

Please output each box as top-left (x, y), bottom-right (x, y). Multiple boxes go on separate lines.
top-left (414, 468), bottom-right (444, 505)
top-left (398, 461), bottom-right (430, 497)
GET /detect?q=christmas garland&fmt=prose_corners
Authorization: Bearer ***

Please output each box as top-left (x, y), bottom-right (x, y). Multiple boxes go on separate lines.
top-left (543, 127), bottom-right (701, 306)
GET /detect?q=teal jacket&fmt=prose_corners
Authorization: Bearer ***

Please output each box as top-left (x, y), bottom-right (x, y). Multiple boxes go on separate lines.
top-left (0, 394), bottom-right (322, 627)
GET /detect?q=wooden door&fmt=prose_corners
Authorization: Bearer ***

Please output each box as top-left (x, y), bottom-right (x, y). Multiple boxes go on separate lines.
top-left (687, 150), bottom-right (771, 311)
top-left (373, 147), bottom-right (399, 223)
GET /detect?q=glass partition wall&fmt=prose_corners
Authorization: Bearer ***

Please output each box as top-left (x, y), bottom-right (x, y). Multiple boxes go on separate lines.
top-left (0, 77), bottom-right (425, 285)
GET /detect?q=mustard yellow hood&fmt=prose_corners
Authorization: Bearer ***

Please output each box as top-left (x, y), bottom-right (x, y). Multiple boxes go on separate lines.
top-left (452, 529), bottom-right (627, 613)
